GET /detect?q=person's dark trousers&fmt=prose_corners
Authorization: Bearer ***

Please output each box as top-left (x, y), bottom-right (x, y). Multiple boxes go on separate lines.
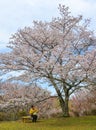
top-left (31, 115), bottom-right (37, 122)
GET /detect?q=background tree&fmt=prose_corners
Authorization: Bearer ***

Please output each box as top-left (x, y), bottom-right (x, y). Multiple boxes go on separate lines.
top-left (0, 82), bottom-right (59, 120)
top-left (70, 87), bottom-right (96, 116)
top-left (0, 4), bottom-right (96, 117)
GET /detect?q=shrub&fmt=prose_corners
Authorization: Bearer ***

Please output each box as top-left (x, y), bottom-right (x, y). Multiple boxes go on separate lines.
top-left (90, 109), bottom-right (96, 115)
top-left (18, 110), bottom-right (28, 117)
top-left (0, 112), bottom-right (6, 121)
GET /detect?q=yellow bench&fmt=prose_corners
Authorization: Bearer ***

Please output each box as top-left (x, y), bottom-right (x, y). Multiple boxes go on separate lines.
top-left (22, 116), bottom-right (31, 123)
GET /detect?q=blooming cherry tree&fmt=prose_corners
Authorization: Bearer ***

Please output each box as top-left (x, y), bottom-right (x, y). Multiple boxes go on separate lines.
top-left (0, 5), bottom-right (96, 116)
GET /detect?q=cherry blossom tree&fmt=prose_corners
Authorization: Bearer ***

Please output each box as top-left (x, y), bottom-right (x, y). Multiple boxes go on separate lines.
top-left (0, 4), bottom-right (96, 117)
top-left (0, 82), bottom-right (56, 120)
top-left (71, 88), bottom-right (96, 116)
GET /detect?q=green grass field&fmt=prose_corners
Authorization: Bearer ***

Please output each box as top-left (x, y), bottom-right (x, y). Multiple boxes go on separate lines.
top-left (0, 116), bottom-right (96, 130)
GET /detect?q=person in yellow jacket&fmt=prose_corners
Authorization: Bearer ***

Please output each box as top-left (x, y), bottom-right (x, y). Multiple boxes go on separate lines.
top-left (29, 105), bottom-right (38, 122)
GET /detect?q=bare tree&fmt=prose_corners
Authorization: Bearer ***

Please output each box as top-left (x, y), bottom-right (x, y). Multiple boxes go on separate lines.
top-left (0, 4), bottom-right (96, 117)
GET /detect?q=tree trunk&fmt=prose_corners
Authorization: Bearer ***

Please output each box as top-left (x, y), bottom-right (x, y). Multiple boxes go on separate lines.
top-left (58, 88), bottom-right (70, 117)
top-left (58, 95), bottom-right (69, 117)
top-left (49, 77), bottom-right (70, 117)
top-left (64, 96), bottom-right (69, 117)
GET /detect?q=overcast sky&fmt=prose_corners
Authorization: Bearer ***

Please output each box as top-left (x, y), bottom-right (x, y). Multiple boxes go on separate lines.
top-left (0, 0), bottom-right (96, 50)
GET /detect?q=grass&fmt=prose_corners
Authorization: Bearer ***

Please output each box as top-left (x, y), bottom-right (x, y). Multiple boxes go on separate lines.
top-left (0, 116), bottom-right (96, 130)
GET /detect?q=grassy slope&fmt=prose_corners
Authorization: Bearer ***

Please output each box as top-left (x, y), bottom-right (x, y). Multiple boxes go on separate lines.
top-left (0, 116), bottom-right (96, 130)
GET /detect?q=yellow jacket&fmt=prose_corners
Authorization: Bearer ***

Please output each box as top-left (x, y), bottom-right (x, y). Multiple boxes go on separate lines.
top-left (29, 108), bottom-right (38, 115)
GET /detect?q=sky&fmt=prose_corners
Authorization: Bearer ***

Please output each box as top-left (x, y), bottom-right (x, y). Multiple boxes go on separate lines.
top-left (0, 0), bottom-right (96, 50)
